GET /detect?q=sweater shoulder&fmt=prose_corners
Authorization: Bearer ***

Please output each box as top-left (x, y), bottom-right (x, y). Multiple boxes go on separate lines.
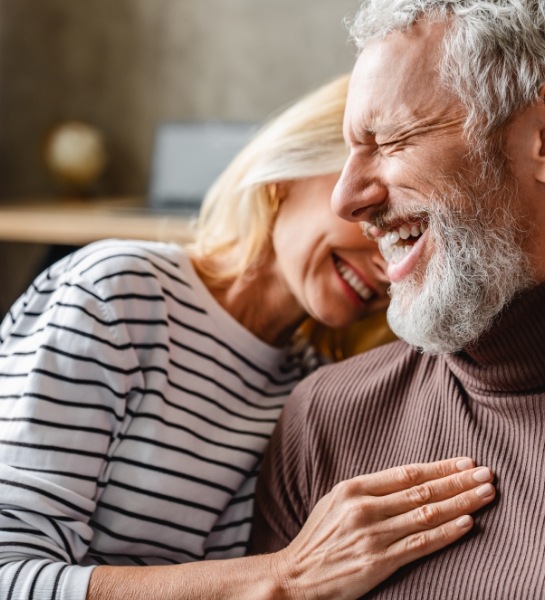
top-left (2, 240), bottom-right (190, 338)
top-left (43, 239), bottom-right (191, 307)
top-left (62, 239), bottom-right (183, 284)
top-left (314, 338), bottom-right (431, 387)
top-left (290, 339), bottom-right (442, 421)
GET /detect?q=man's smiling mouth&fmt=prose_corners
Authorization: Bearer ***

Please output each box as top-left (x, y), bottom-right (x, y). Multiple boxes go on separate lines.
top-left (378, 221), bottom-right (428, 264)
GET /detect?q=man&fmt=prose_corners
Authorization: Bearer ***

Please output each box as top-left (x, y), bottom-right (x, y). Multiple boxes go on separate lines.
top-left (251, 1), bottom-right (545, 598)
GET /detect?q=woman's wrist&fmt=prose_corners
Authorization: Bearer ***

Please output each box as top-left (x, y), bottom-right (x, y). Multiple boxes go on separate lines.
top-left (265, 547), bottom-right (308, 600)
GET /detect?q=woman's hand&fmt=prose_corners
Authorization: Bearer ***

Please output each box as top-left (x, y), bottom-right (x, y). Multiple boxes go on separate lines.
top-left (271, 457), bottom-right (495, 600)
top-left (88, 458), bottom-right (494, 600)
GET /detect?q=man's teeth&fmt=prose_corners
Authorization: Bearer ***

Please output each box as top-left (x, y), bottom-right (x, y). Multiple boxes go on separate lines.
top-left (335, 260), bottom-right (374, 301)
top-left (379, 222), bottom-right (428, 263)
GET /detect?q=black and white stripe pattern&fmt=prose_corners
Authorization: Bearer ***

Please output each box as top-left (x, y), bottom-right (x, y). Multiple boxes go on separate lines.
top-left (0, 239), bottom-right (309, 599)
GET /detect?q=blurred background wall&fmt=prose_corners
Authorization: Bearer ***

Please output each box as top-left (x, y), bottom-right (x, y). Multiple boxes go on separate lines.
top-left (0, 0), bottom-right (361, 314)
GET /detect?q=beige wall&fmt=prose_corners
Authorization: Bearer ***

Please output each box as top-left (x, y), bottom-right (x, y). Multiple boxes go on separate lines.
top-left (0, 0), bottom-right (361, 313)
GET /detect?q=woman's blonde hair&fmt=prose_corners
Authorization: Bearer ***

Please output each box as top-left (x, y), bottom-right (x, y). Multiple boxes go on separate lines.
top-left (187, 73), bottom-right (350, 282)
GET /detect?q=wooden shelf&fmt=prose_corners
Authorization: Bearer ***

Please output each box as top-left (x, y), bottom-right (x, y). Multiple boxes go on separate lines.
top-left (0, 197), bottom-right (196, 245)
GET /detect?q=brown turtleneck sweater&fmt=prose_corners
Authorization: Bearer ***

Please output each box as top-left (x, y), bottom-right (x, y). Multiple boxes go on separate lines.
top-left (251, 283), bottom-right (545, 599)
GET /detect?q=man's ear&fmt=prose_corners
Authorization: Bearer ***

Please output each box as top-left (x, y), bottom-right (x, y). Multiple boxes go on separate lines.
top-left (539, 129), bottom-right (545, 157)
top-left (534, 84), bottom-right (545, 183)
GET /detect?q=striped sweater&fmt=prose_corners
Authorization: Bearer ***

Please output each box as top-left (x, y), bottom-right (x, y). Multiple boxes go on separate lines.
top-left (252, 282), bottom-right (545, 599)
top-left (0, 239), bottom-right (309, 600)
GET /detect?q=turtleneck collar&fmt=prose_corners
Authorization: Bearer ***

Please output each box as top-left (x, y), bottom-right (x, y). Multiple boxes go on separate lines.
top-left (444, 282), bottom-right (545, 395)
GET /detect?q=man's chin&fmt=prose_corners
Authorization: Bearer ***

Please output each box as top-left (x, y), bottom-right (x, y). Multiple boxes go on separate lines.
top-left (387, 279), bottom-right (421, 318)
top-left (386, 275), bottom-right (531, 355)
top-left (386, 281), bottom-right (469, 355)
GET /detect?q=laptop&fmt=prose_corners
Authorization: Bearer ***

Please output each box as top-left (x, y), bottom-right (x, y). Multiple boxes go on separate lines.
top-left (145, 121), bottom-right (259, 216)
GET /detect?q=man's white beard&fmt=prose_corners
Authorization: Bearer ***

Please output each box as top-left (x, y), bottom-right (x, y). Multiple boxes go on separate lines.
top-left (386, 175), bottom-right (535, 355)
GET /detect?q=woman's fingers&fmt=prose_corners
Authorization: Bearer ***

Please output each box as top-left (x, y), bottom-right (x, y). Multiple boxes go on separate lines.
top-left (379, 466), bottom-right (494, 517)
top-left (369, 475), bottom-right (496, 574)
top-left (385, 478), bottom-right (495, 541)
top-left (388, 513), bottom-right (477, 571)
top-left (353, 456), bottom-right (476, 497)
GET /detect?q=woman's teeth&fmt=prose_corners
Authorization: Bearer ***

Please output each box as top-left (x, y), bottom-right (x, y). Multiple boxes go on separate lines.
top-left (334, 259), bottom-right (374, 301)
top-left (379, 221), bottom-right (428, 264)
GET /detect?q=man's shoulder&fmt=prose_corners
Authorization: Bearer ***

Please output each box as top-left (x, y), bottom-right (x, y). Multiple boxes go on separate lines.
top-left (318, 338), bottom-right (436, 383)
top-left (270, 340), bottom-right (447, 501)
top-left (291, 339), bottom-right (442, 416)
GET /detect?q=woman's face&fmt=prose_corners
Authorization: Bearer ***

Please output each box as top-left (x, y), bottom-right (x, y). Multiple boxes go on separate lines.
top-left (272, 172), bottom-right (390, 328)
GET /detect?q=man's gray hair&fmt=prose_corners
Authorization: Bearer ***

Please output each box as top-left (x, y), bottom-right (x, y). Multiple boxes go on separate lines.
top-left (349, 1), bottom-right (545, 141)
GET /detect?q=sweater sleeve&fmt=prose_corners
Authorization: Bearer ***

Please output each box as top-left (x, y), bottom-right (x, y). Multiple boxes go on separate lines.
top-left (0, 262), bottom-right (142, 599)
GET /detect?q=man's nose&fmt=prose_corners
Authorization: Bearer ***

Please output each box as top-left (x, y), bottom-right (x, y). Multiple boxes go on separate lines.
top-left (331, 156), bottom-right (387, 222)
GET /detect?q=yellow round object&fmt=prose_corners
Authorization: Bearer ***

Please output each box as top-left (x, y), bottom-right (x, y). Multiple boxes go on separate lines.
top-left (44, 121), bottom-right (108, 191)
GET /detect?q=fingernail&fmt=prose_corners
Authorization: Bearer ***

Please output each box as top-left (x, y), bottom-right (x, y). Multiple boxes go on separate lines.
top-left (475, 483), bottom-right (494, 498)
top-left (456, 515), bottom-right (472, 528)
top-left (456, 458), bottom-right (474, 470)
top-left (473, 467), bottom-right (492, 482)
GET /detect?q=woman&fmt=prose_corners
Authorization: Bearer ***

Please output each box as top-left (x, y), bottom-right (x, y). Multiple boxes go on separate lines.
top-left (0, 74), bottom-right (494, 599)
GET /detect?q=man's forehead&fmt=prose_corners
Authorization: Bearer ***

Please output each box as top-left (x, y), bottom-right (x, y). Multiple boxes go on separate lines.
top-left (345, 19), bottom-right (453, 134)
top-left (360, 17), bottom-right (449, 61)
top-left (354, 20), bottom-right (447, 89)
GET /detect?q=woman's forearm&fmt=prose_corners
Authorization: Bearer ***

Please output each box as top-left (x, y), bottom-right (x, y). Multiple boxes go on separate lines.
top-left (88, 554), bottom-right (287, 600)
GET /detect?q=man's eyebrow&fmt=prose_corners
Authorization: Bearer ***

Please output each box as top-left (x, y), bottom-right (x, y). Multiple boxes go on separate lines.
top-left (368, 119), bottom-right (408, 137)
top-left (369, 119), bottom-right (444, 142)
top-left (349, 119), bottom-right (400, 141)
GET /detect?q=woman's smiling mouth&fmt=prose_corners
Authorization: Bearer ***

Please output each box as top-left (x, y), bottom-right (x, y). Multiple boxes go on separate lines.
top-left (333, 255), bottom-right (377, 301)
